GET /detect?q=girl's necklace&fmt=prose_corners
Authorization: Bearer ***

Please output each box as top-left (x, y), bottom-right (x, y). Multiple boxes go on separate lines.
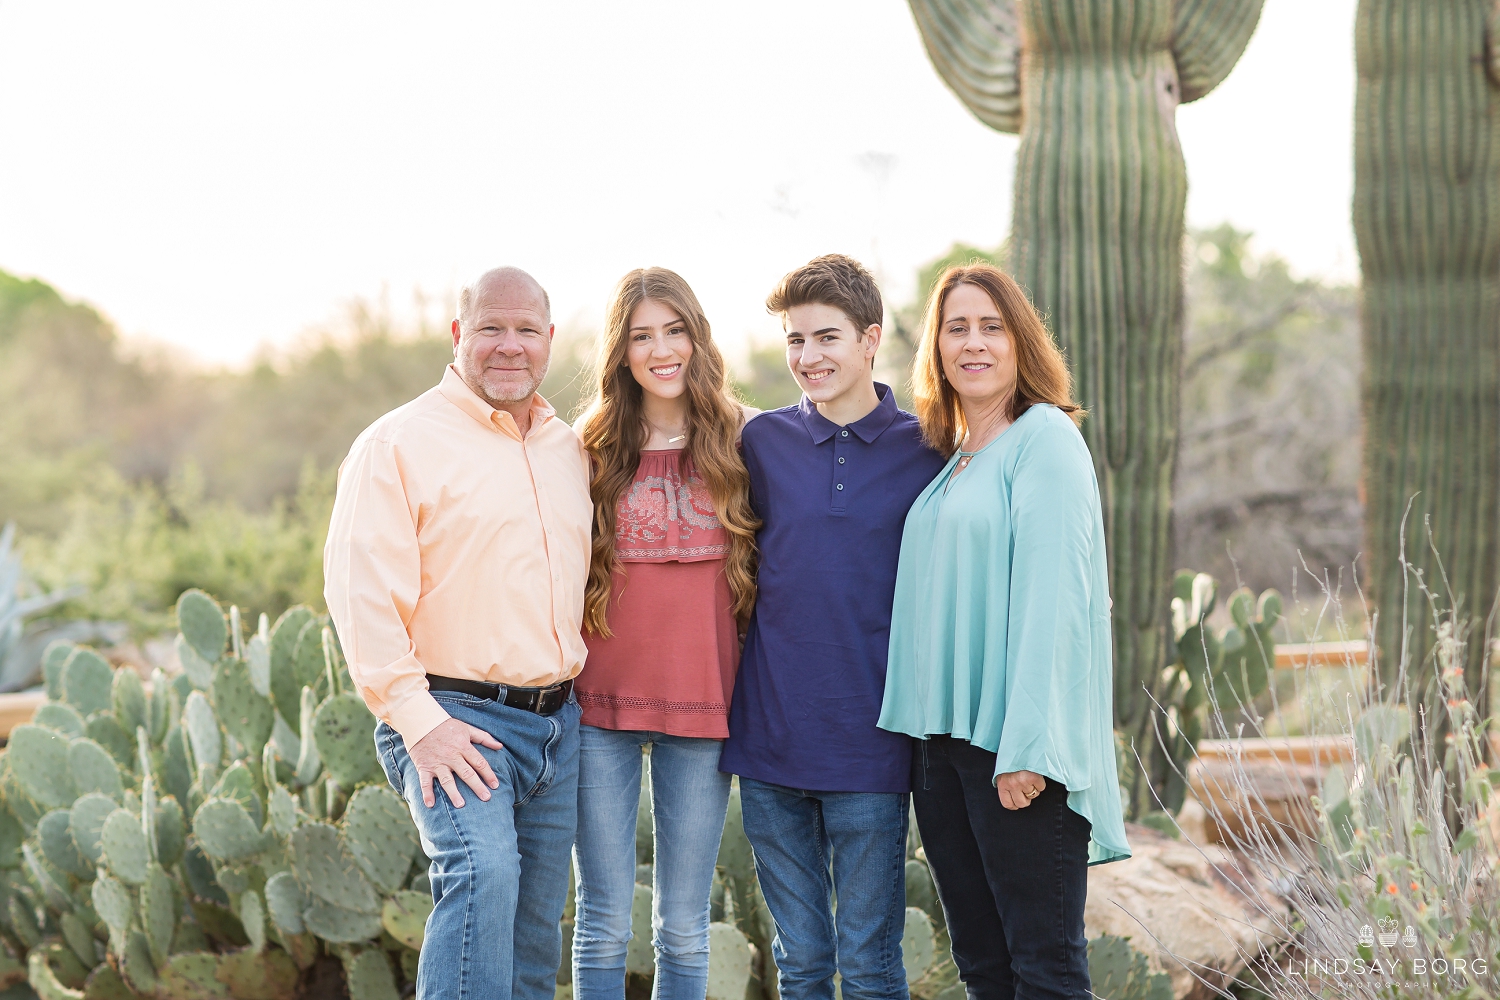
top-left (646, 420), bottom-right (687, 445)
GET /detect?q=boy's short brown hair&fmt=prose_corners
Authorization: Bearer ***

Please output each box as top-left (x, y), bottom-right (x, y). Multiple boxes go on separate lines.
top-left (765, 254), bottom-right (883, 334)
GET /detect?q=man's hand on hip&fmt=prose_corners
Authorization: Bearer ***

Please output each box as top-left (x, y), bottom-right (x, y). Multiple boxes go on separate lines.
top-left (409, 718), bottom-right (504, 808)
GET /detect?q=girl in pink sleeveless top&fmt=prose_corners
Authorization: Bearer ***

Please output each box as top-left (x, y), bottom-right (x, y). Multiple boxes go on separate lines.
top-left (570, 268), bottom-right (758, 999)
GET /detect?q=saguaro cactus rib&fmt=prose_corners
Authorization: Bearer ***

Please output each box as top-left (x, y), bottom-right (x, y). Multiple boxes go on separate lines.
top-left (1355, 0), bottom-right (1500, 687)
top-left (1172, 0), bottom-right (1264, 102)
top-left (906, 0), bottom-right (1022, 132)
top-left (907, 0), bottom-right (1263, 816)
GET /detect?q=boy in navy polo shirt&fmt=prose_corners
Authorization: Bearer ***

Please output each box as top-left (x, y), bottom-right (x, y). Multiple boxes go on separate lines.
top-left (721, 254), bottom-right (946, 1000)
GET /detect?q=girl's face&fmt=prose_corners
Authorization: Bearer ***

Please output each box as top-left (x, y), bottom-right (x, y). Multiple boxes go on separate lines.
top-left (938, 282), bottom-right (1016, 409)
top-left (626, 299), bottom-right (693, 401)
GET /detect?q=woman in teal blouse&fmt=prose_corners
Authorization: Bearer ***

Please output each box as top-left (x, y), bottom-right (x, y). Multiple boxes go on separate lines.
top-left (879, 263), bottom-right (1129, 1000)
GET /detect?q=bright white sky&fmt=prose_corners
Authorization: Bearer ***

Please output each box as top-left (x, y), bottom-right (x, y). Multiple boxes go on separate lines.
top-left (0, 0), bottom-right (1356, 367)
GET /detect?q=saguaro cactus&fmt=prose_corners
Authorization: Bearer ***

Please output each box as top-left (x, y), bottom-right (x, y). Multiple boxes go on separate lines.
top-left (907, 0), bottom-right (1263, 813)
top-left (1354, 1), bottom-right (1500, 690)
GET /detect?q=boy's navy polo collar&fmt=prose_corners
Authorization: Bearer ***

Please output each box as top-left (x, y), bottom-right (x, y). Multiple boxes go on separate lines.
top-left (797, 382), bottom-right (900, 444)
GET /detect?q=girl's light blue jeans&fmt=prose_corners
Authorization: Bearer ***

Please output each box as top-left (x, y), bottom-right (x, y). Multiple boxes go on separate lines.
top-left (572, 725), bottom-right (732, 1000)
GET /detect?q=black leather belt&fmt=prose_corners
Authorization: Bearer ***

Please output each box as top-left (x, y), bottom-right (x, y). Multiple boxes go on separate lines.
top-left (427, 675), bottom-right (573, 716)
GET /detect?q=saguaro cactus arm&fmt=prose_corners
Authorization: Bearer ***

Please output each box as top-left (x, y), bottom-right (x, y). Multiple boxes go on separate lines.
top-left (907, 0), bottom-right (1023, 133)
top-left (1171, 0), bottom-right (1265, 103)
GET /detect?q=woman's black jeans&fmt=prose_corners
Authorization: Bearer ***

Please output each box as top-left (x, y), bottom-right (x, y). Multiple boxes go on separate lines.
top-left (912, 736), bottom-right (1092, 1000)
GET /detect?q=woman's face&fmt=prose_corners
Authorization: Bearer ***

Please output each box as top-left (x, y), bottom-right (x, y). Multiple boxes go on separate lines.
top-left (626, 299), bottom-right (693, 401)
top-left (938, 282), bottom-right (1016, 409)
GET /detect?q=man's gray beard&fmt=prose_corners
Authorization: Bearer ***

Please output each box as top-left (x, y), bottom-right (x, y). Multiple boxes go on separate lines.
top-left (458, 356), bottom-right (549, 408)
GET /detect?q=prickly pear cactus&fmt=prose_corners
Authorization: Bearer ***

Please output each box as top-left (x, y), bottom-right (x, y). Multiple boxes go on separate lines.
top-left (1086, 934), bottom-right (1173, 1000)
top-left (908, 0), bottom-right (1265, 818)
top-left (0, 589), bottom-right (425, 999)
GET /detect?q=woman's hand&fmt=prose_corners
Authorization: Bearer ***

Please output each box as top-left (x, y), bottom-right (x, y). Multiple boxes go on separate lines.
top-left (996, 769), bottom-right (1045, 810)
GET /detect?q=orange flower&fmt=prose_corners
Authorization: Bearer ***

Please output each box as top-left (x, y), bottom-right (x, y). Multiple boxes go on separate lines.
top-left (1387, 884), bottom-right (1399, 895)
top-left (1410, 882), bottom-right (1419, 892)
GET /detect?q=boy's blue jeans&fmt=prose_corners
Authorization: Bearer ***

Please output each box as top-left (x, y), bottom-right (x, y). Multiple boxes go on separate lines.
top-left (572, 725), bottom-right (732, 1000)
top-left (738, 778), bottom-right (910, 1000)
top-left (376, 689), bottom-right (581, 1000)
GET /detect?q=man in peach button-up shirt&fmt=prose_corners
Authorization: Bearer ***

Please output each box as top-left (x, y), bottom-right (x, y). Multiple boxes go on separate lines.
top-left (325, 267), bottom-right (591, 1000)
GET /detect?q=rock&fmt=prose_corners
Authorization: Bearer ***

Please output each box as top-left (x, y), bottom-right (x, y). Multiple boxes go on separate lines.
top-left (1086, 823), bottom-right (1278, 1000)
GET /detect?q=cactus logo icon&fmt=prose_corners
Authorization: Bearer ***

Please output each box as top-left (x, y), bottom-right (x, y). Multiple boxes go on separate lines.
top-left (1403, 926), bottom-right (1418, 948)
top-left (1378, 918), bottom-right (1400, 947)
top-left (1358, 925), bottom-right (1375, 948)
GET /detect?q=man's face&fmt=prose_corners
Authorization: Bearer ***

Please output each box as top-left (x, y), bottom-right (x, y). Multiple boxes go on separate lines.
top-left (784, 302), bottom-right (880, 406)
top-left (451, 279), bottom-right (553, 408)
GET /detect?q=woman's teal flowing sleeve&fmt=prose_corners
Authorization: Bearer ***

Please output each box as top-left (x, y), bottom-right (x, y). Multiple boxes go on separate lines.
top-left (996, 413), bottom-right (1130, 863)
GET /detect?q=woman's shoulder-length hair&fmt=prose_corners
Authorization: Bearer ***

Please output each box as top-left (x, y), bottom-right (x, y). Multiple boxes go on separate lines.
top-left (910, 262), bottom-right (1084, 454)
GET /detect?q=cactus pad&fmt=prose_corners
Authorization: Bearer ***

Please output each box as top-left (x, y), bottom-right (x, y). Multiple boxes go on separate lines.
top-left (156, 951), bottom-right (226, 999)
top-left (293, 688), bottom-right (322, 787)
top-left (210, 763), bottom-right (262, 828)
top-left (84, 712), bottom-right (134, 771)
top-left (268, 607), bottom-right (315, 727)
top-left (343, 786), bottom-right (419, 894)
top-left (149, 669), bottom-right (173, 744)
top-left (38, 809), bottom-right (91, 879)
top-left (268, 784), bottom-right (297, 840)
top-left (142, 862), bottom-right (176, 967)
top-left (626, 882), bottom-right (653, 975)
top-left (81, 965), bottom-right (135, 1000)
top-left (110, 669), bottom-right (147, 741)
top-left (67, 738), bottom-right (123, 802)
top-left (24, 842), bottom-right (73, 911)
top-left (0, 805), bottom-right (23, 868)
top-left (100, 808), bottom-right (150, 886)
top-left (155, 795), bottom-right (186, 868)
top-left (238, 889), bottom-right (266, 954)
top-left (704, 922), bottom-right (752, 1000)
top-left (192, 798), bottom-right (266, 862)
top-left (10, 725), bottom-right (78, 809)
top-left (289, 822), bottom-right (378, 914)
top-left (60, 649), bottom-right (113, 717)
top-left (68, 792), bottom-right (116, 864)
top-left (33, 703), bottom-right (86, 739)
top-left (175, 636), bottom-right (215, 693)
top-left (901, 908), bottom-right (936, 983)
top-left (177, 590), bottom-right (228, 667)
top-left (41, 641), bottom-right (75, 703)
top-left (164, 727), bottom-right (193, 807)
top-left (59, 911), bottom-right (96, 970)
top-left (213, 947), bottom-right (297, 1000)
top-left (380, 891), bottom-right (432, 950)
top-left (904, 859), bottom-right (940, 923)
top-left (7, 894), bottom-right (39, 950)
top-left (210, 657), bottom-right (274, 758)
top-left (1086, 934), bottom-right (1172, 1000)
top-left (27, 948), bottom-right (82, 1000)
top-left (263, 871), bottom-right (307, 935)
top-left (91, 871), bottom-right (131, 948)
top-left (302, 901), bottom-right (381, 944)
top-left (245, 629), bottom-right (272, 699)
top-left (182, 843), bottom-right (229, 906)
top-left (344, 948), bottom-right (400, 1000)
top-left (184, 692), bottom-right (223, 785)
top-left (311, 693), bottom-right (379, 790)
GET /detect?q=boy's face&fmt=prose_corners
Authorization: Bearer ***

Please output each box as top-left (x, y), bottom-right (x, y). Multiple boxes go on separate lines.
top-left (783, 303), bottom-right (881, 407)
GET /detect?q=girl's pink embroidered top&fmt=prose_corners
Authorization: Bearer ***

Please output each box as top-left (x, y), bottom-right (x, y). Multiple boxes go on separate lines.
top-left (576, 448), bottom-right (740, 738)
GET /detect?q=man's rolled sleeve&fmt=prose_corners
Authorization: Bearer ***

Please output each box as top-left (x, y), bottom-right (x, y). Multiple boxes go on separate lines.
top-left (324, 434), bottom-right (450, 747)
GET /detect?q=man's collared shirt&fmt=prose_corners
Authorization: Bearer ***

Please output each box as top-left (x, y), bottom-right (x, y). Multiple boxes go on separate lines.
top-left (721, 383), bottom-right (948, 793)
top-left (325, 364), bottom-right (592, 747)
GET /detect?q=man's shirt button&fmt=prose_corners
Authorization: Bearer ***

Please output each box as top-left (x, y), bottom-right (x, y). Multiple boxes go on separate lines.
top-left (841, 430), bottom-right (849, 437)
top-left (838, 457), bottom-right (845, 464)
top-left (836, 483), bottom-right (844, 491)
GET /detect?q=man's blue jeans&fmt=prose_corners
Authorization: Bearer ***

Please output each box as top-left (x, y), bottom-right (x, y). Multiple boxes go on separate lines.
top-left (376, 690), bottom-right (581, 1000)
top-left (738, 778), bottom-right (910, 1000)
top-left (572, 726), bottom-right (732, 1000)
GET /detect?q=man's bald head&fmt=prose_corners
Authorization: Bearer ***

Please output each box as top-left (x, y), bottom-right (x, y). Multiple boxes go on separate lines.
top-left (456, 267), bottom-right (551, 330)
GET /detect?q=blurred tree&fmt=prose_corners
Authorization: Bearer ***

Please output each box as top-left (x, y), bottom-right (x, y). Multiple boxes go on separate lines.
top-left (1175, 226), bottom-right (1361, 598)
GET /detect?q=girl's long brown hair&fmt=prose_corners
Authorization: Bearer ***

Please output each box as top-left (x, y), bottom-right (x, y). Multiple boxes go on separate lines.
top-left (575, 268), bottom-right (759, 636)
top-left (911, 263), bottom-right (1084, 454)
